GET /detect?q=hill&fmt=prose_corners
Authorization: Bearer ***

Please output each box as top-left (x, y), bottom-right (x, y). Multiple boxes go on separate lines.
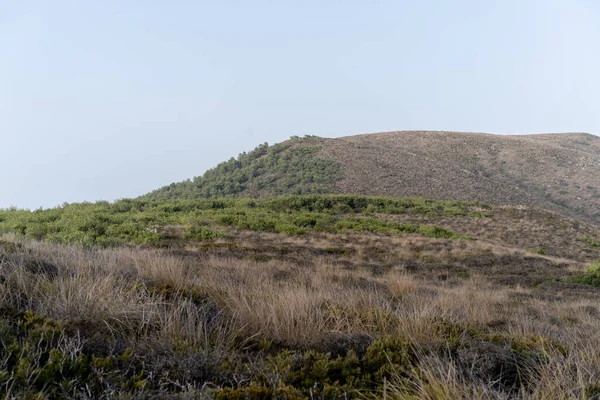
top-left (141, 131), bottom-right (600, 222)
top-left (4, 131), bottom-right (600, 398)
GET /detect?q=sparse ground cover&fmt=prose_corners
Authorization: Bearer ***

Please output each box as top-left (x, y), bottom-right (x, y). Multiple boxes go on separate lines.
top-left (1, 195), bottom-right (600, 398)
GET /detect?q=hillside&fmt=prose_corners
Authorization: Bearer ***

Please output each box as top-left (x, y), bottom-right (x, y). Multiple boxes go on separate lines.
top-left (4, 131), bottom-right (600, 398)
top-left (141, 131), bottom-right (600, 223)
top-left (2, 194), bottom-right (600, 397)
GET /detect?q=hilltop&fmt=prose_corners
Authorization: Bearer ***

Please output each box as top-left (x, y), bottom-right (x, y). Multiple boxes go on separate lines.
top-left (141, 131), bottom-right (600, 223)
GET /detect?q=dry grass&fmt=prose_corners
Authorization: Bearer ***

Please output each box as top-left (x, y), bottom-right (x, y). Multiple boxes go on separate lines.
top-left (2, 231), bottom-right (600, 398)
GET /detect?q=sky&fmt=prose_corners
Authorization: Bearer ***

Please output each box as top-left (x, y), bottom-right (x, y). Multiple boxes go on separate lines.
top-left (1, 1), bottom-right (599, 209)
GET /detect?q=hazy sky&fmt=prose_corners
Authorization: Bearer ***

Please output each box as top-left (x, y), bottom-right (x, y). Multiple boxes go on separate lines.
top-left (2, 1), bottom-right (599, 209)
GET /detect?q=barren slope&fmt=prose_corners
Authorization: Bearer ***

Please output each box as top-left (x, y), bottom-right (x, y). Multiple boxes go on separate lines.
top-left (319, 131), bottom-right (600, 222)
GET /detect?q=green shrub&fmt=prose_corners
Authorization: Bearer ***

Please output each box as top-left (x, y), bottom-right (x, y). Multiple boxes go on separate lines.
top-left (418, 225), bottom-right (464, 239)
top-left (185, 225), bottom-right (230, 240)
top-left (0, 195), bottom-right (470, 247)
top-left (526, 247), bottom-right (547, 256)
top-left (0, 310), bottom-right (147, 399)
top-left (573, 260), bottom-right (600, 287)
top-left (362, 336), bottom-right (415, 382)
top-left (581, 236), bottom-right (600, 248)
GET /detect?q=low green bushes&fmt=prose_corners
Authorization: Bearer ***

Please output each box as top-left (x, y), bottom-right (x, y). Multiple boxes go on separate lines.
top-left (581, 236), bottom-right (600, 248)
top-left (0, 310), bottom-right (146, 399)
top-left (0, 195), bottom-right (471, 247)
top-left (572, 260), bottom-right (600, 287)
top-left (214, 336), bottom-right (417, 399)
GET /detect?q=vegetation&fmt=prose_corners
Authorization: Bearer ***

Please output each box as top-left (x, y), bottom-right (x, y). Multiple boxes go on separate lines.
top-left (572, 260), bottom-right (600, 287)
top-left (141, 137), bottom-right (342, 201)
top-left (2, 192), bottom-right (600, 398)
top-left (1, 230), bottom-right (600, 398)
top-left (134, 131), bottom-right (600, 224)
top-left (0, 195), bottom-right (475, 247)
top-left (170, 131), bottom-right (600, 224)
top-left (0, 310), bottom-right (147, 398)
top-left (581, 236), bottom-right (600, 248)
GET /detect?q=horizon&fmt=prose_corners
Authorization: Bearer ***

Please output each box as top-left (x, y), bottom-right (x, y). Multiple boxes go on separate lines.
top-left (5, 129), bottom-right (598, 211)
top-left (345, 130), bottom-right (599, 136)
top-left (3, 129), bottom-right (599, 211)
top-left (2, 1), bottom-right (599, 209)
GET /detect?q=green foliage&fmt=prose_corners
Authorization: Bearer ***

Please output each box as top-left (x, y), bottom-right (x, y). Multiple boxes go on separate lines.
top-left (526, 247), bottom-right (547, 255)
top-left (572, 260), bottom-right (600, 287)
top-left (215, 337), bottom-right (417, 399)
top-left (214, 383), bottom-right (305, 400)
top-left (141, 138), bottom-right (342, 200)
top-left (0, 310), bottom-right (146, 399)
top-left (469, 210), bottom-right (491, 218)
top-left (0, 307), bottom-right (567, 399)
top-left (433, 318), bottom-right (567, 356)
top-left (0, 195), bottom-right (472, 247)
top-left (286, 350), bottom-right (362, 392)
top-left (185, 225), bottom-right (230, 240)
top-left (457, 270), bottom-right (470, 279)
top-left (362, 336), bottom-right (415, 382)
top-left (581, 236), bottom-right (600, 248)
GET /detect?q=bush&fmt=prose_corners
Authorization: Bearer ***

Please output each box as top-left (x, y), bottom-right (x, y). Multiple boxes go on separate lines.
top-left (581, 236), bottom-right (600, 248)
top-left (185, 225), bottom-right (230, 240)
top-left (418, 225), bottom-right (464, 239)
top-left (0, 310), bottom-right (148, 399)
top-left (0, 195), bottom-right (469, 247)
top-left (573, 260), bottom-right (600, 287)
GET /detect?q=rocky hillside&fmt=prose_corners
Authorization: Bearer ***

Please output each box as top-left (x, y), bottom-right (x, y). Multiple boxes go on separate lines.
top-left (142, 131), bottom-right (600, 222)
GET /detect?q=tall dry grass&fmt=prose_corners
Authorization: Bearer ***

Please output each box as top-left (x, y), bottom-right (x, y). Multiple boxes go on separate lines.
top-left (1, 236), bottom-right (600, 397)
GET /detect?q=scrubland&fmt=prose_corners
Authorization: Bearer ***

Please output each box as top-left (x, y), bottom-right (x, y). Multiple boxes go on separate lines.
top-left (144, 132), bottom-right (600, 223)
top-left (1, 195), bottom-right (600, 398)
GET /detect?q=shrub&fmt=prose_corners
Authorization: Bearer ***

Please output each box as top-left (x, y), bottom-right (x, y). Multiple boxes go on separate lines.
top-left (573, 260), bottom-right (600, 287)
top-left (0, 310), bottom-right (148, 399)
top-left (185, 225), bottom-right (230, 240)
top-left (581, 236), bottom-right (600, 248)
top-left (418, 225), bottom-right (464, 239)
top-left (0, 195), bottom-right (469, 247)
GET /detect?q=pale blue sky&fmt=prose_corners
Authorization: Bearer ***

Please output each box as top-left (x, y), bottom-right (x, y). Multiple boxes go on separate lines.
top-left (1, 1), bottom-right (599, 209)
